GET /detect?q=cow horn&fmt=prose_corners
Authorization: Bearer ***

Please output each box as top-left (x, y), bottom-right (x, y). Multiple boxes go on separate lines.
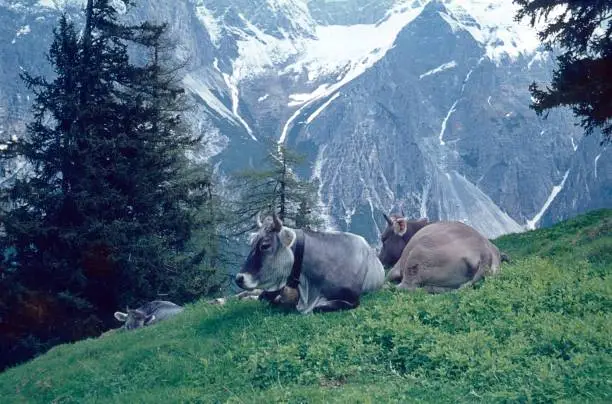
top-left (383, 213), bottom-right (392, 225)
top-left (256, 211), bottom-right (263, 228)
top-left (272, 211), bottom-right (282, 231)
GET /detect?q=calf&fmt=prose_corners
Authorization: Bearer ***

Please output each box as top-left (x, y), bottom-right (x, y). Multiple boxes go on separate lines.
top-left (114, 300), bottom-right (183, 330)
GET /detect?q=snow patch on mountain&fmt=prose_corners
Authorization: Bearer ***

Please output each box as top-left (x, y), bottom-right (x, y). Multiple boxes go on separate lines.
top-left (594, 153), bottom-right (602, 178)
top-left (284, 1), bottom-right (426, 81)
top-left (36, 0), bottom-right (89, 9)
top-left (420, 180), bottom-right (431, 219)
top-left (526, 170), bottom-right (571, 230)
top-left (232, 15), bottom-right (303, 81)
top-left (11, 25), bottom-right (30, 44)
top-left (16, 24), bottom-right (30, 36)
top-left (420, 61), bottom-right (457, 79)
top-left (443, 0), bottom-right (541, 63)
top-left (288, 84), bottom-right (331, 106)
top-left (231, 0), bottom-right (426, 84)
top-left (439, 100), bottom-right (458, 146)
top-left (221, 71), bottom-right (256, 140)
top-left (306, 92), bottom-right (340, 124)
top-left (278, 2), bottom-right (430, 143)
top-left (182, 72), bottom-right (238, 127)
top-left (194, 2), bottom-right (222, 46)
top-left (311, 144), bottom-right (336, 229)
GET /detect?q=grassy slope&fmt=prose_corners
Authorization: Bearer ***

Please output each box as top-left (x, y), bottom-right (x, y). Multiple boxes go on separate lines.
top-left (1, 210), bottom-right (611, 403)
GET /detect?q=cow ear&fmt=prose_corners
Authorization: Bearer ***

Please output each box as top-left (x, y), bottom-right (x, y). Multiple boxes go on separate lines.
top-left (144, 314), bottom-right (156, 325)
top-left (278, 227), bottom-right (296, 248)
top-left (272, 212), bottom-right (283, 232)
top-left (114, 312), bottom-right (128, 322)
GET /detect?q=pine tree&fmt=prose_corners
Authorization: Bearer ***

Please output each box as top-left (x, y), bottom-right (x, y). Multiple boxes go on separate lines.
top-left (0, 0), bottom-right (223, 370)
top-left (514, 0), bottom-right (612, 143)
top-left (228, 140), bottom-right (323, 236)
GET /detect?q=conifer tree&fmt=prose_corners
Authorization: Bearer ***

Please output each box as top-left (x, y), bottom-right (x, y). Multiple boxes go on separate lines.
top-left (514, 0), bottom-right (612, 143)
top-left (0, 0), bottom-right (223, 370)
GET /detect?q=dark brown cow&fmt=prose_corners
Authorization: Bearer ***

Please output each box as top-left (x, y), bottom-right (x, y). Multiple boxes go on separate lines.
top-left (378, 213), bottom-right (429, 268)
top-left (386, 221), bottom-right (504, 292)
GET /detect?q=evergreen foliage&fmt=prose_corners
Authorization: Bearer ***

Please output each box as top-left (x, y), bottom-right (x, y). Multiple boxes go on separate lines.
top-left (0, 0), bottom-right (224, 371)
top-left (228, 139), bottom-right (323, 236)
top-left (514, 0), bottom-right (612, 143)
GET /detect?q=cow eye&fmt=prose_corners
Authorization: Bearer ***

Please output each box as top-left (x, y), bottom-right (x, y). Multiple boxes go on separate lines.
top-left (260, 242), bottom-right (271, 251)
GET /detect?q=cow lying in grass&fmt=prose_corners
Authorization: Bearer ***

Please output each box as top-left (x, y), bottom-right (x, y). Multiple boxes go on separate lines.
top-left (234, 212), bottom-right (385, 313)
top-left (114, 300), bottom-right (183, 330)
top-left (381, 218), bottom-right (508, 292)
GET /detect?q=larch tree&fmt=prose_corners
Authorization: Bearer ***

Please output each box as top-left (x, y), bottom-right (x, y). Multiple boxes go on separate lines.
top-left (228, 140), bottom-right (323, 237)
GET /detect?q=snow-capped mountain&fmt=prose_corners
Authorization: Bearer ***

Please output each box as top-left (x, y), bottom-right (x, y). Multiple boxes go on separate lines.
top-left (1, 0), bottom-right (609, 242)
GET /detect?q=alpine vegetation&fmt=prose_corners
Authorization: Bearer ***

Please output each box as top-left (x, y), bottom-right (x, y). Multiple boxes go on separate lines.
top-left (0, 0), bottom-right (610, 387)
top-left (0, 0), bottom-right (225, 371)
top-left (0, 210), bottom-right (610, 403)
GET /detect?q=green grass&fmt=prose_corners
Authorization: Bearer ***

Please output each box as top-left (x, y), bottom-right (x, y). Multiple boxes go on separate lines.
top-left (1, 209), bottom-right (611, 403)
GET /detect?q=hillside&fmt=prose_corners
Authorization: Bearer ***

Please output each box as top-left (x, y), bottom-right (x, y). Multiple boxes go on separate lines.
top-left (1, 210), bottom-right (610, 403)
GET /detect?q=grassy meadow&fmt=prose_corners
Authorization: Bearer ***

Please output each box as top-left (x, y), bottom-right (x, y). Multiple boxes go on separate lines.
top-left (1, 209), bottom-right (610, 403)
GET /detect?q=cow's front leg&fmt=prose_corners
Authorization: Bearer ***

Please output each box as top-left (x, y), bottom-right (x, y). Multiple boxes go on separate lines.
top-left (273, 286), bottom-right (299, 306)
top-left (258, 290), bottom-right (281, 302)
top-left (312, 287), bottom-right (360, 312)
top-left (259, 287), bottom-right (299, 309)
top-left (312, 298), bottom-right (359, 313)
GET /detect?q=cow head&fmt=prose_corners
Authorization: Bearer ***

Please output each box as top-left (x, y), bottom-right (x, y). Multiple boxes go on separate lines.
top-left (378, 213), bottom-right (428, 269)
top-left (235, 212), bottom-right (296, 292)
top-left (114, 308), bottom-right (155, 330)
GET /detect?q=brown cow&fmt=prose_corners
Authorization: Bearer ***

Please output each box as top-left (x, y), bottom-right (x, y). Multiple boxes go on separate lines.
top-left (378, 213), bottom-right (429, 269)
top-left (386, 221), bottom-right (503, 292)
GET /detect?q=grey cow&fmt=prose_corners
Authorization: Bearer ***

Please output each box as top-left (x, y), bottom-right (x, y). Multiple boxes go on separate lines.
top-left (386, 221), bottom-right (505, 292)
top-left (114, 300), bottom-right (184, 330)
top-left (235, 213), bottom-right (385, 313)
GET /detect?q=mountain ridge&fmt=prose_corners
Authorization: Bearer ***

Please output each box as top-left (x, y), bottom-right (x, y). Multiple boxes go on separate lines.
top-left (0, 0), bottom-right (608, 241)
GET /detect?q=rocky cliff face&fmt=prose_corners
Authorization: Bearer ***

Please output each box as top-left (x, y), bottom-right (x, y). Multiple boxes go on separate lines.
top-left (0, 0), bottom-right (607, 242)
top-left (541, 135), bottom-right (610, 227)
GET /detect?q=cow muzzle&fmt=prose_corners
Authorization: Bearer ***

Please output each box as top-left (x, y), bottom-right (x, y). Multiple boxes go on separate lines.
top-left (235, 273), bottom-right (246, 289)
top-left (235, 273), bottom-right (257, 290)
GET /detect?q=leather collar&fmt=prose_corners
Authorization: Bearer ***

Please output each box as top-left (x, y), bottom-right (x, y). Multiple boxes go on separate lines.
top-left (287, 230), bottom-right (305, 288)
